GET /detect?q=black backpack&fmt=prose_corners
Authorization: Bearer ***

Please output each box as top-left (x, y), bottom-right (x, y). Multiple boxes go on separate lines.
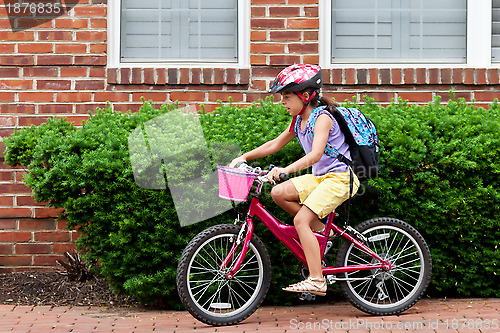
top-left (329, 106), bottom-right (380, 181)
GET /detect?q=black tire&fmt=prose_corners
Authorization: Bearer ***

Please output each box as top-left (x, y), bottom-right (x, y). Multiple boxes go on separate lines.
top-left (335, 217), bottom-right (432, 316)
top-left (176, 224), bottom-right (271, 326)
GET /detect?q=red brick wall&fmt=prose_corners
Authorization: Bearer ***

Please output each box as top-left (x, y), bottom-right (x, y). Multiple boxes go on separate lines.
top-left (0, 0), bottom-right (499, 271)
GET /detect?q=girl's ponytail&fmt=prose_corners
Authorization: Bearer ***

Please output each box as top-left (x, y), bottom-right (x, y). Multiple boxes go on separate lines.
top-left (318, 95), bottom-right (339, 109)
top-left (301, 88), bottom-right (339, 111)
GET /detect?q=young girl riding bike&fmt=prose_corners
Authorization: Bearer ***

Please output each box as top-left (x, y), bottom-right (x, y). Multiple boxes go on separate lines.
top-left (230, 64), bottom-right (360, 297)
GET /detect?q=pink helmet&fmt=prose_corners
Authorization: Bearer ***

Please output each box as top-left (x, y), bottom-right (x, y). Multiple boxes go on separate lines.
top-left (269, 64), bottom-right (323, 94)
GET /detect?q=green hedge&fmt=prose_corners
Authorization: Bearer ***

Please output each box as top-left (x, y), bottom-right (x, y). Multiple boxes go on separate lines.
top-left (357, 97), bottom-right (500, 296)
top-left (4, 96), bottom-right (500, 308)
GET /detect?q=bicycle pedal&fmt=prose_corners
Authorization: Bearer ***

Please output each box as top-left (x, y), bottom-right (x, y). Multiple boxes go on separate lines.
top-left (299, 292), bottom-right (316, 301)
top-left (326, 275), bottom-right (336, 285)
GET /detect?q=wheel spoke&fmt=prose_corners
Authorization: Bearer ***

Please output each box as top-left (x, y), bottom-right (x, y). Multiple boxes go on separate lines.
top-left (190, 279), bottom-right (221, 287)
top-left (236, 267), bottom-right (260, 274)
top-left (196, 250), bottom-right (218, 272)
top-left (191, 256), bottom-right (218, 272)
top-left (361, 277), bottom-right (375, 300)
top-left (394, 250), bottom-right (418, 262)
top-left (393, 265), bottom-right (421, 274)
top-left (347, 252), bottom-right (371, 265)
top-left (228, 284), bottom-right (241, 309)
top-left (382, 230), bottom-right (390, 254)
top-left (232, 278), bottom-right (255, 298)
top-left (392, 247), bottom-right (415, 264)
top-left (190, 263), bottom-right (217, 274)
top-left (227, 284), bottom-right (237, 310)
top-left (390, 273), bottom-right (416, 291)
top-left (397, 257), bottom-right (422, 267)
top-left (207, 241), bottom-right (223, 267)
top-left (393, 275), bottom-right (406, 301)
top-left (193, 274), bottom-right (222, 300)
top-left (395, 267), bottom-right (420, 281)
top-left (349, 277), bottom-right (371, 291)
top-left (385, 230), bottom-right (399, 256)
top-left (227, 282), bottom-right (248, 304)
top-left (234, 274), bottom-right (260, 279)
top-left (201, 245), bottom-right (219, 269)
top-left (235, 254), bottom-right (257, 274)
top-left (201, 279), bottom-right (229, 309)
top-left (391, 239), bottom-right (412, 262)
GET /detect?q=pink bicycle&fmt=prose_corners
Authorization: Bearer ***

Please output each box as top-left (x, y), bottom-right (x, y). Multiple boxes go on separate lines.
top-left (176, 165), bottom-right (432, 326)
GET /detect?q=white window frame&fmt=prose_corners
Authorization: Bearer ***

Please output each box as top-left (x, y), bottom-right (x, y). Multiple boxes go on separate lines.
top-left (108, 0), bottom-right (250, 69)
top-left (319, 0), bottom-right (496, 68)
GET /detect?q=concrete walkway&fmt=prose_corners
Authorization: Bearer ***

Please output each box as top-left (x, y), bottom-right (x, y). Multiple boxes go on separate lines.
top-left (0, 298), bottom-right (499, 332)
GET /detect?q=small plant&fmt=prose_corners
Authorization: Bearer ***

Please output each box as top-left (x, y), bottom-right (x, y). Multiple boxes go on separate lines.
top-left (56, 250), bottom-right (93, 282)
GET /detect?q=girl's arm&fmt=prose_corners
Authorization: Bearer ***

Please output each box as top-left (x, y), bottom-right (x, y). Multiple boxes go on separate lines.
top-left (268, 114), bottom-right (333, 180)
top-left (230, 128), bottom-right (296, 167)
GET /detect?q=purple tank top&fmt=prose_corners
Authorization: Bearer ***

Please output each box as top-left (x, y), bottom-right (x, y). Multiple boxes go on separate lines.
top-left (294, 106), bottom-right (351, 176)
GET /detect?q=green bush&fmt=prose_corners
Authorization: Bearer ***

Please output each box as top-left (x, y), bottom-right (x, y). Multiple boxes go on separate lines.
top-left (354, 97), bottom-right (500, 296)
top-left (4, 96), bottom-right (500, 309)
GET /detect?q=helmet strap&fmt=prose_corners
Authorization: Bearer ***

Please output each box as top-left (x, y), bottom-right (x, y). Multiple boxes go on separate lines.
top-left (288, 91), bottom-right (317, 132)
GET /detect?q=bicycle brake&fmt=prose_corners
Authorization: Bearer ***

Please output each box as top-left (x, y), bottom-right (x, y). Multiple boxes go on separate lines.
top-left (233, 212), bottom-right (245, 225)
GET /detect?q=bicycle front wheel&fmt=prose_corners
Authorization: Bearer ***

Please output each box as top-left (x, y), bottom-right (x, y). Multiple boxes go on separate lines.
top-left (176, 224), bottom-right (271, 326)
top-left (336, 217), bottom-right (432, 316)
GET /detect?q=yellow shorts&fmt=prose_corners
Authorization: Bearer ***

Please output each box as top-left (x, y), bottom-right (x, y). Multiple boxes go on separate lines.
top-left (290, 171), bottom-right (360, 219)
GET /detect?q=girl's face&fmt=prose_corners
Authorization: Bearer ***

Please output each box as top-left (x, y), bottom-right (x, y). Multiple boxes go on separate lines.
top-left (280, 92), bottom-right (305, 116)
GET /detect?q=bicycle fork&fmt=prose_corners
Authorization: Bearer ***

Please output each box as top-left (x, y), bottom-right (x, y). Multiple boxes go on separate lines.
top-left (220, 217), bottom-right (254, 280)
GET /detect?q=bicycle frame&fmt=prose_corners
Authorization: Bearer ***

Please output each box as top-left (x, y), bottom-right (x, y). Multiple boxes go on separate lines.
top-left (223, 196), bottom-right (391, 280)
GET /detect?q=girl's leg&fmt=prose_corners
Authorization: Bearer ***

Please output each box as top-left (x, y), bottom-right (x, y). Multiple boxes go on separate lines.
top-left (271, 181), bottom-right (325, 231)
top-left (293, 205), bottom-right (324, 278)
top-left (270, 180), bottom-right (301, 215)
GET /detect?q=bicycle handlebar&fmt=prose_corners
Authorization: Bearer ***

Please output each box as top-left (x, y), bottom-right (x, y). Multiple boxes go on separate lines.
top-left (234, 162), bottom-right (287, 183)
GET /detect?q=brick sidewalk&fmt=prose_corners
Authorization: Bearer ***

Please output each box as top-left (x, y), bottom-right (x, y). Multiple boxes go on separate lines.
top-left (0, 298), bottom-right (499, 332)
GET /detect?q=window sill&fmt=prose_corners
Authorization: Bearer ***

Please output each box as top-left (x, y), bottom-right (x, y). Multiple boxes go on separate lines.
top-left (107, 67), bottom-right (250, 85)
top-left (322, 68), bottom-right (500, 85)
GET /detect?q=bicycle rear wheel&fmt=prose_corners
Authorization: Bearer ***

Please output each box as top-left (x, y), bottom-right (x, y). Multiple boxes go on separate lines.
top-left (176, 224), bottom-right (271, 326)
top-left (336, 217), bottom-right (432, 315)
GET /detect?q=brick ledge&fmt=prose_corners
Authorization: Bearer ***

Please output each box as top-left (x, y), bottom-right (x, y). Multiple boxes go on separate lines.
top-left (107, 68), bottom-right (250, 85)
top-left (323, 68), bottom-right (500, 86)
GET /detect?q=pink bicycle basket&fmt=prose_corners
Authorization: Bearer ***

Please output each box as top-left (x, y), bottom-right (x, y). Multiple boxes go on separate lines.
top-left (217, 166), bottom-right (258, 202)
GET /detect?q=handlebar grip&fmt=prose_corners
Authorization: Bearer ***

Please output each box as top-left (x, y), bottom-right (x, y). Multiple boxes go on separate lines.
top-left (234, 161), bottom-right (246, 169)
top-left (279, 173), bottom-right (288, 181)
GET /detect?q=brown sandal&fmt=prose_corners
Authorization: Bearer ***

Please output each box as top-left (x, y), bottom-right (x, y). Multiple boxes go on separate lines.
top-left (282, 277), bottom-right (327, 296)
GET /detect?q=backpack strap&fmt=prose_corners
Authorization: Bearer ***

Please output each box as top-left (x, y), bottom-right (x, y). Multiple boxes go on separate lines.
top-left (294, 106), bottom-right (353, 168)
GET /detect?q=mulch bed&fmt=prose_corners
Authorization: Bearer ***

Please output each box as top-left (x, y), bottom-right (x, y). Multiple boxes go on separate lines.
top-left (0, 271), bottom-right (138, 307)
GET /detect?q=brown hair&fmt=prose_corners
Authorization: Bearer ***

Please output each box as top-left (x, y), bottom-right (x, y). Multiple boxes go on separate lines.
top-left (301, 88), bottom-right (339, 109)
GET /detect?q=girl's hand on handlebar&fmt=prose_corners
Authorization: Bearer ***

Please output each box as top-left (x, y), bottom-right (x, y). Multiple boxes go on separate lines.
top-left (229, 156), bottom-right (247, 168)
top-left (267, 167), bottom-right (288, 183)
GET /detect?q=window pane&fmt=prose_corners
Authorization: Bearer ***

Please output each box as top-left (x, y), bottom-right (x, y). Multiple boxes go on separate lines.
top-left (121, 0), bottom-right (238, 63)
top-left (493, 0), bottom-right (500, 62)
top-left (332, 0), bottom-right (467, 63)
